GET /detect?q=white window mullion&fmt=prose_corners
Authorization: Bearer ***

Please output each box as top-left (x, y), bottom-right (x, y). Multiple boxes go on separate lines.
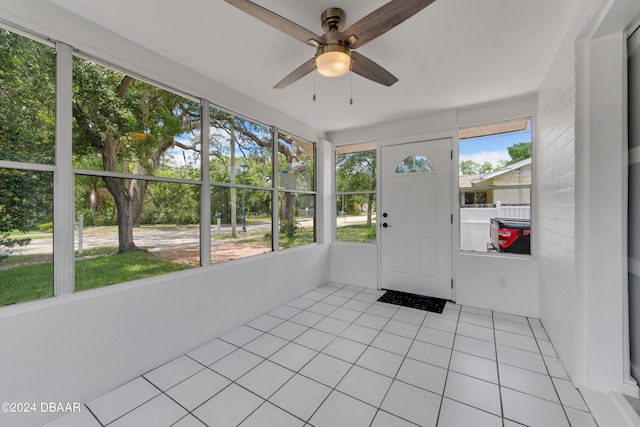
top-left (272, 127), bottom-right (279, 251)
top-left (53, 42), bottom-right (74, 295)
top-left (200, 100), bottom-right (211, 267)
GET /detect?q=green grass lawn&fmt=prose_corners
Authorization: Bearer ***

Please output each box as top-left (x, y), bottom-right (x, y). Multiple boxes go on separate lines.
top-left (0, 223), bottom-right (367, 307)
top-left (336, 224), bottom-right (376, 243)
top-left (0, 251), bottom-right (190, 307)
top-left (279, 227), bottom-right (316, 248)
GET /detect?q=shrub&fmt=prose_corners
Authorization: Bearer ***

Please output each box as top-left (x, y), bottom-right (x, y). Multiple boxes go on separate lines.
top-left (38, 222), bottom-right (53, 233)
top-left (279, 219), bottom-right (299, 238)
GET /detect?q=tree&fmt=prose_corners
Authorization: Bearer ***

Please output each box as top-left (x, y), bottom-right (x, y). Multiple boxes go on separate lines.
top-left (209, 108), bottom-right (311, 237)
top-left (336, 150), bottom-right (376, 227)
top-left (505, 142), bottom-right (532, 165)
top-left (0, 30), bottom-right (56, 258)
top-left (0, 171), bottom-right (48, 260)
top-left (459, 160), bottom-right (494, 175)
top-left (0, 30), bottom-right (56, 164)
top-left (72, 58), bottom-right (200, 252)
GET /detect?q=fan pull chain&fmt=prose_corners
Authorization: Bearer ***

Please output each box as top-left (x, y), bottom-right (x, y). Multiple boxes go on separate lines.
top-left (349, 66), bottom-right (354, 105)
top-left (313, 71), bottom-right (316, 102)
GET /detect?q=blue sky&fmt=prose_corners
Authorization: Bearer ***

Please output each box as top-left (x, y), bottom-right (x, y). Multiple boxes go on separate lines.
top-left (459, 129), bottom-right (532, 167)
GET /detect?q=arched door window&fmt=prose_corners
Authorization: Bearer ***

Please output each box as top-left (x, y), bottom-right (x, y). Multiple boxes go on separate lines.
top-left (394, 155), bottom-right (435, 174)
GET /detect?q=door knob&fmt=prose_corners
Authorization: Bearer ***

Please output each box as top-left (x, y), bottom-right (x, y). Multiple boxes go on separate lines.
top-left (382, 223), bottom-right (389, 228)
top-left (383, 213), bottom-right (388, 218)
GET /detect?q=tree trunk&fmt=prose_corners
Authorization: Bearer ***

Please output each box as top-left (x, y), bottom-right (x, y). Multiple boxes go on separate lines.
top-left (130, 165), bottom-right (149, 228)
top-left (280, 140), bottom-right (305, 223)
top-left (366, 193), bottom-right (374, 227)
top-left (102, 132), bottom-right (138, 252)
top-left (281, 192), bottom-right (294, 221)
top-left (89, 183), bottom-right (100, 213)
top-left (108, 180), bottom-right (137, 252)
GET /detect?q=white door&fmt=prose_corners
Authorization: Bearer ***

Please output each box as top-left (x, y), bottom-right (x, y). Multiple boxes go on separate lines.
top-left (380, 139), bottom-right (452, 299)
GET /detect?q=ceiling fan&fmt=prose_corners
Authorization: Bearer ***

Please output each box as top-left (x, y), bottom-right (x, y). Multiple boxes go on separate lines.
top-left (224, 0), bottom-right (437, 89)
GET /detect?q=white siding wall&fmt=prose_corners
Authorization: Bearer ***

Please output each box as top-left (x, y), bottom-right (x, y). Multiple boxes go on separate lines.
top-left (537, 0), bottom-right (640, 398)
top-left (492, 164), bottom-right (532, 204)
top-left (536, 19), bottom-right (579, 381)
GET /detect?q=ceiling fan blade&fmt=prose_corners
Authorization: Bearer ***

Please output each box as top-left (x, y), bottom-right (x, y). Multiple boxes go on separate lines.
top-left (274, 57), bottom-right (317, 89)
top-left (225, 0), bottom-right (325, 47)
top-left (350, 51), bottom-right (398, 87)
top-left (341, 0), bottom-right (436, 49)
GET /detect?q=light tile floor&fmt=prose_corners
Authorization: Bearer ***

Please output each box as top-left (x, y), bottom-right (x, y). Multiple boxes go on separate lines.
top-left (42, 283), bottom-right (598, 427)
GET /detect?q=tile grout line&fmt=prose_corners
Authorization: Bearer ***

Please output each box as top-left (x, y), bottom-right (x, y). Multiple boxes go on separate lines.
top-left (433, 303), bottom-right (462, 427)
top-left (235, 284), bottom-right (378, 425)
top-left (487, 308), bottom-right (507, 426)
top-left (167, 285), bottom-right (353, 426)
top-left (84, 405), bottom-right (104, 427)
top-left (195, 284), bottom-right (354, 426)
top-left (528, 316), bottom-right (573, 426)
top-left (365, 302), bottom-right (437, 427)
top-left (303, 290), bottom-right (399, 425)
top-left (99, 376), bottom-right (167, 427)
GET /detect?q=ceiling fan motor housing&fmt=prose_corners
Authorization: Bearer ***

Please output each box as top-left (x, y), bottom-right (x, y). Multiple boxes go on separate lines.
top-left (321, 8), bottom-right (346, 32)
top-left (317, 9), bottom-right (351, 77)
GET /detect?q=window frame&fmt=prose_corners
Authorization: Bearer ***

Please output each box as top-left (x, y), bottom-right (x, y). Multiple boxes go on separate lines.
top-left (0, 22), bottom-right (320, 308)
top-left (457, 118), bottom-right (533, 256)
top-left (275, 128), bottom-right (317, 249)
top-left (0, 26), bottom-right (59, 305)
top-left (334, 142), bottom-right (377, 244)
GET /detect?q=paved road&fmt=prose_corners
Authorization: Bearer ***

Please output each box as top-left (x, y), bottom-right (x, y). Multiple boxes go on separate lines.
top-left (9, 223), bottom-right (270, 255)
top-left (8, 217), bottom-right (321, 255)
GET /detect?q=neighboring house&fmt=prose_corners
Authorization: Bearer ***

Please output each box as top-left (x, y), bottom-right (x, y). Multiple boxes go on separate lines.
top-left (458, 173), bottom-right (484, 204)
top-left (459, 158), bottom-right (531, 205)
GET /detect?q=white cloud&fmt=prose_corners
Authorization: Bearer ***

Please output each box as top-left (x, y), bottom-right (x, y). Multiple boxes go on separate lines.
top-left (459, 150), bottom-right (509, 166)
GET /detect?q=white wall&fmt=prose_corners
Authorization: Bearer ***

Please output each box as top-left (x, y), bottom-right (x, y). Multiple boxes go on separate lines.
top-left (455, 253), bottom-right (539, 317)
top-left (582, 30), bottom-right (628, 393)
top-left (328, 96), bottom-right (541, 315)
top-left (536, 5), bottom-right (581, 383)
top-left (331, 243), bottom-right (378, 288)
top-left (0, 246), bottom-right (329, 427)
top-left (328, 111), bottom-right (458, 290)
top-left (538, 0), bottom-right (640, 399)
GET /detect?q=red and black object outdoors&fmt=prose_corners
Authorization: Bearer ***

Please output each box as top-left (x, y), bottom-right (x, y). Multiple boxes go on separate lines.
top-left (488, 218), bottom-right (531, 254)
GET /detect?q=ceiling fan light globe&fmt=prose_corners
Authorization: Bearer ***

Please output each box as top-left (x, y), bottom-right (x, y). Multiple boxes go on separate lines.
top-left (316, 51), bottom-right (351, 77)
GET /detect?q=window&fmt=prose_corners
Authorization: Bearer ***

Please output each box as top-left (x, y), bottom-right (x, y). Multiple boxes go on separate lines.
top-left (0, 23), bottom-right (320, 308)
top-left (0, 29), bottom-right (56, 164)
top-left (459, 118), bottom-right (532, 255)
top-left (209, 107), bottom-right (274, 262)
top-left (395, 155), bottom-right (434, 174)
top-left (0, 29), bottom-right (56, 306)
top-left (464, 191), bottom-right (487, 205)
top-left (0, 170), bottom-right (54, 305)
top-left (72, 57), bottom-right (202, 290)
top-left (335, 142), bottom-right (377, 243)
top-left (277, 131), bottom-right (316, 249)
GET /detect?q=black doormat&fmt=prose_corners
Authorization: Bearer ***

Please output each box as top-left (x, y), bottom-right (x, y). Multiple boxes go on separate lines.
top-left (377, 290), bottom-right (447, 313)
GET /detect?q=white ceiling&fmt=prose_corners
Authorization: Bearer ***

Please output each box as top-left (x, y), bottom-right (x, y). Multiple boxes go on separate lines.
top-left (49, 0), bottom-right (582, 133)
